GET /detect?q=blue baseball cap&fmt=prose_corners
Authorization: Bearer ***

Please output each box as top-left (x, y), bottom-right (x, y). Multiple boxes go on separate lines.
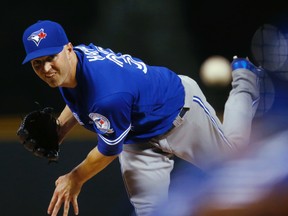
top-left (22, 20), bottom-right (69, 64)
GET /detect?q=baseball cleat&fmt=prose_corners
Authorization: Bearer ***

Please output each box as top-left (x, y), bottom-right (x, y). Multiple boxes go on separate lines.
top-left (231, 57), bottom-right (263, 75)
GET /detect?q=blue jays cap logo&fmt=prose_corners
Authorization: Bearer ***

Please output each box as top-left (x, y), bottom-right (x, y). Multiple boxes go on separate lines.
top-left (27, 28), bottom-right (47, 46)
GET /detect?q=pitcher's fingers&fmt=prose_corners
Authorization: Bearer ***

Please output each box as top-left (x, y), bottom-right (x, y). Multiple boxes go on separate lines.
top-left (47, 193), bottom-right (58, 214)
top-left (51, 198), bottom-right (63, 216)
top-left (72, 196), bottom-right (79, 215)
top-left (62, 199), bottom-right (70, 216)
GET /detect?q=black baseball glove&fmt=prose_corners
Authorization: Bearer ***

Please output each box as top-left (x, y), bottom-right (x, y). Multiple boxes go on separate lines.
top-left (17, 107), bottom-right (60, 163)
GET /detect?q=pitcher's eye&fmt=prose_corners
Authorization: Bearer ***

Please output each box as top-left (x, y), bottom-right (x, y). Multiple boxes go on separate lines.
top-left (31, 60), bottom-right (42, 69)
top-left (46, 55), bottom-right (56, 62)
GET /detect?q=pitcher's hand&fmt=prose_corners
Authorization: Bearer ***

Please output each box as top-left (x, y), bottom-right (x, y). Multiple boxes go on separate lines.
top-left (47, 173), bottom-right (82, 216)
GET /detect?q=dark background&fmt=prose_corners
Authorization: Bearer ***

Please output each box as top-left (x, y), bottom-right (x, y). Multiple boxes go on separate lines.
top-left (2, 0), bottom-right (287, 115)
top-left (1, 0), bottom-right (288, 215)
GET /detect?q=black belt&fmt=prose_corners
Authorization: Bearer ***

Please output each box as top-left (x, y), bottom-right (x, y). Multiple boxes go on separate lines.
top-left (159, 107), bottom-right (190, 138)
top-left (150, 107), bottom-right (190, 141)
top-left (178, 107), bottom-right (190, 118)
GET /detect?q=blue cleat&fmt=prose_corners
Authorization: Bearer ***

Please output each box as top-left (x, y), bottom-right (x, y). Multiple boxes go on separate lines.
top-left (231, 57), bottom-right (262, 76)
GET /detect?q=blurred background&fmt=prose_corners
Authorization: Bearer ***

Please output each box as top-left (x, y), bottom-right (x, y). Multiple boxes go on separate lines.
top-left (1, 0), bottom-right (288, 215)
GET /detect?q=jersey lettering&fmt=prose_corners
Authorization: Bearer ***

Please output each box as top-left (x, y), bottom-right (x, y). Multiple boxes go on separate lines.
top-left (75, 45), bottom-right (147, 73)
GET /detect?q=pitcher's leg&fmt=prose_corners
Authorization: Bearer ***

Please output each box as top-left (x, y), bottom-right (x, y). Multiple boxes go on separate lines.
top-left (119, 143), bottom-right (174, 216)
top-left (162, 75), bottom-right (232, 169)
top-left (155, 71), bottom-right (260, 170)
top-left (223, 58), bottom-right (261, 148)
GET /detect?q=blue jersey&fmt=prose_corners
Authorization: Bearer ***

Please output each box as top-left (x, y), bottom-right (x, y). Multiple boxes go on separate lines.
top-left (59, 43), bottom-right (185, 156)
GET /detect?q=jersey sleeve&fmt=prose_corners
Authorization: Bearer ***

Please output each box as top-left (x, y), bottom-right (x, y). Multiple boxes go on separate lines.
top-left (89, 92), bottom-right (133, 156)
